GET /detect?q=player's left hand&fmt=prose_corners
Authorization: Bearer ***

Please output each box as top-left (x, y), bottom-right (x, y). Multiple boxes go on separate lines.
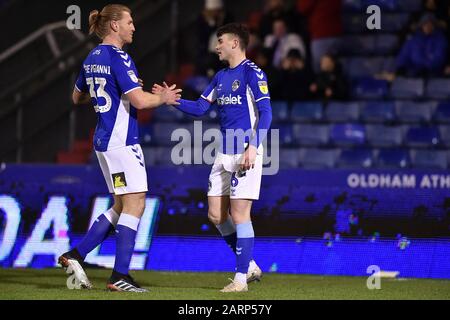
top-left (240, 145), bottom-right (257, 171)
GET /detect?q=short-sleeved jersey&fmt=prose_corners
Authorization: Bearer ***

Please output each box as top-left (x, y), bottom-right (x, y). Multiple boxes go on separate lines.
top-left (75, 44), bottom-right (141, 152)
top-left (201, 59), bottom-right (271, 154)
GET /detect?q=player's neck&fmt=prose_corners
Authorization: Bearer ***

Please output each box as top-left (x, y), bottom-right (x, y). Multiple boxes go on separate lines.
top-left (102, 35), bottom-right (125, 49)
top-left (228, 53), bottom-right (247, 69)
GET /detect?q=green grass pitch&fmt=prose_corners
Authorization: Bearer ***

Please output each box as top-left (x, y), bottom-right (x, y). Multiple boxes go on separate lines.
top-left (0, 268), bottom-right (449, 300)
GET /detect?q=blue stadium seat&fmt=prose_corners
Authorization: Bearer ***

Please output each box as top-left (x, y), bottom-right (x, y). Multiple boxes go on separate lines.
top-left (325, 101), bottom-right (360, 122)
top-left (390, 77), bottom-right (424, 99)
top-left (362, 0), bottom-right (398, 11)
top-left (271, 101), bottom-right (289, 122)
top-left (397, 0), bottom-right (422, 12)
top-left (374, 34), bottom-right (399, 54)
top-left (382, 56), bottom-right (397, 73)
top-left (382, 13), bottom-right (410, 32)
top-left (433, 102), bottom-right (450, 123)
top-left (342, 14), bottom-right (366, 33)
top-left (142, 146), bottom-right (158, 166)
top-left (292, 124), bottom-right (329, 146)
top-left (342, 0), bottom-right (363, 12)
top-left (366, 125), bottom-right (403, 146)
top-left (152, 122), bottom-right (195, 146)
top-left (405, 126), bottom-right (440, 147)
top-left (376, 149), bottom-right (410, 168)
top-left (152, 105), bottom-right (185, 121)
top-left (425, 78), bottom-right (450, 99)
top-left (330, 123), bottom-right (366, 146)
top-left (341, 36), bottom-right (375, 55)
top-left (352, 78), bottom-right (389, 99)
top-left (299, 148), bottom-right (338, 169)
top-left (337, 148), bottom-right (374, 168)
top-left (346, 57), bottom-right (384, 79)
top-left (139, 125), bottom-right (154, 146)
top-left (154, 147), bottom-right (179, 166)
top-left (272, 123), bottom-right (294, 146)
top-left (279, 149), bottom-right (300, 168)
top-left (361, 101), bottom-right (396, 122)
top-left (410, 150), bottom-right (448, 169)
top-left (291, 101), bottom-right (323, 122)
top-left (396, 101), bottom-right (435, 123)
top-left (438, 126), bottom-right (450, 147)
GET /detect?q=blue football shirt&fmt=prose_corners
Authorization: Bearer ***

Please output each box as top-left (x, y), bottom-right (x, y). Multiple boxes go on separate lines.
top-left (75, 44), bottom-right (141, 152)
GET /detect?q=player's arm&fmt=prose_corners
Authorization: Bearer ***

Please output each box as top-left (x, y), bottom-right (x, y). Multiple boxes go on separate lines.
top-left (72, 88), bottom-right (91, 105)
top-left (126, 86), bottom-right (181, 110)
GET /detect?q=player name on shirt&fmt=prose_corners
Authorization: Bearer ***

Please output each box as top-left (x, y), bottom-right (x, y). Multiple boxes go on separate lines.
top-left (83, 64), bottom-right (111, 75)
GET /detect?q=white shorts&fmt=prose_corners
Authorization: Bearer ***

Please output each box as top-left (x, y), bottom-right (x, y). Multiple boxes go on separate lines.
top-left (207, 152), bottom-right (263, 200)
top-left (96, 144), bottom-right (148, 195)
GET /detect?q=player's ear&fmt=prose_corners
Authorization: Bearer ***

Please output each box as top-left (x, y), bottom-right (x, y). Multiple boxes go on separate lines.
top-left (110, 20), bottom-right (119, 32)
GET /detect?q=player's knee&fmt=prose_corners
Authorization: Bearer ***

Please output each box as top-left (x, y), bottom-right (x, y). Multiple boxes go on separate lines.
top-left (208, 210), bottom-right (222, 225)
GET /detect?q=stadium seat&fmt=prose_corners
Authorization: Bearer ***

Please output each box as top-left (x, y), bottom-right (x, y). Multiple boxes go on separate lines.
top-left (376, 149), bottom-right (410, 168)
top-left (433, 102), bottom-right (450, 123)
top-left (362, 0), bottom-right (398, 11)
top-left (397, 0), bottom-right (422, 12)
top-left (142, 147), bottom-right (158, 166)
top-left (390, 77), bottom-right (424, 99)
top-left (342, 14), bottom-right (366, 33)
top-left (279, 149), bottom-right (300, 168)
top-left (382, 13), bottom-right (410, 32)
top-left (425, 78), bottom-right (450, 99)
top-left (139, 124), bottom-right (154, 146)
top-left (153, 147), bottom-right (179, 166)
top-left (361, 101), bottom-right (396, 122)
top-left (366, 125), bottom-right (403, 146)
top-left (410, 149), bottom-right (448, 169)
top-left (395, 101), bottom-right (435, 123)
top-left (342, 0), bottom-right (363, 12)
top-left (325, 101), bottom-right (360, 122)
top-left (346, 57), bottom-right (384, 79)
top-left (341, 35), bottom-right (375, 55)
top-left (152, 122), bottom-right (195, 146)
top-left (330, 123), bottom-right (366, 146)
top-left (292, 124), bottom-right (330, 146)
top-left (337, 148), bottom-right (374, 168)
top-left (299, 148), bottom-right (338, 169)
top-left (382, 56), bottom-right (397, 73)
top-left (291, 101), bottom-right (323, 122)
top-left (272, 123), bottom-right (294, 146)
top-left (374, 34), bottom-right (399, 55)
top-left (352, 78), bottom-right (389, 99)
top-left (152, 105), bottom-right (186, 122)
top-left (438, 126), bottom-right (450, 147)
top-left (405, 126), bottom-right (440, 147)
top-left (271, 101), bottom-right (289, 122)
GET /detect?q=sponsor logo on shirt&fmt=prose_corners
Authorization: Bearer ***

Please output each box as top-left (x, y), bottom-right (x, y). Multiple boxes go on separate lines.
top-left (217, 94), bottom-right (242, 106)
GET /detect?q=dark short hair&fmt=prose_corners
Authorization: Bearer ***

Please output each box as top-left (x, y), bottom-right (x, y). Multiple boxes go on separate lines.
top-left (216, 23), bottom-right (249, 51)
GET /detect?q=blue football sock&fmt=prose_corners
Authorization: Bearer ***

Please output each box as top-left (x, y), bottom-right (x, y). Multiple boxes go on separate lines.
top-left (216, 215), bottom-right (237, 253)
top-left (236, 221), bottom-right (255, 274)
top-left (76, 208), bottom-right (119, 259)
top-left (113, 213), bottom-right (140, 275)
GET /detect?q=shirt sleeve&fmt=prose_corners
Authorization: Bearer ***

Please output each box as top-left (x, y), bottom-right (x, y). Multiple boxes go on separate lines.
top-left (246, 66), bottom-right (271, 103)
top-left (74, 67), bottom-right (88, 92)
top-left (200, 72), bottom-right (219, 103)
top-left (111, 52), bottom-right (141, 95)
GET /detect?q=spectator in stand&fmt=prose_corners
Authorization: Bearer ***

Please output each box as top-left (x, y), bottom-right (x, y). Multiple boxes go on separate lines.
top-left (279, 49), bottom-right (312, 101)
top-left (196, 0), bottom-right (234, 76)
top-left (309, 54), bottom-right (347, 101)
top-left (263, 18), bottom-right (306, 69)
top-left (395, 13), bottom-right (448, 77)
top-left (258, 0), bottom-right (308, 46)
top-left (297, 0), bottom-right (343, 73)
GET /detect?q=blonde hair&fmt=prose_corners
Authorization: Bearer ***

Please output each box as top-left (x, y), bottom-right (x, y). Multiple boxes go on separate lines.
top-left (89, 4), bottom-right (131, 39)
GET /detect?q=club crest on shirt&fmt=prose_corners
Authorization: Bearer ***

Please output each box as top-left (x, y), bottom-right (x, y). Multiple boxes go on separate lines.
top-left (112, 172), bottom-right (127, 188)
top-left (258, 81), bottom-right (268, 94)
top-left (127, 70), bottom-right (138, 83)
top-left (232, 80), bottom-right (240, 91)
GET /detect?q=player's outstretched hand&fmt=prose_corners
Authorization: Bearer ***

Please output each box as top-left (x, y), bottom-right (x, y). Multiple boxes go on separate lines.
top-left (152, 81), bottom-right (174, 94)
top-left (160, 84), bottom-right (182, 106)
